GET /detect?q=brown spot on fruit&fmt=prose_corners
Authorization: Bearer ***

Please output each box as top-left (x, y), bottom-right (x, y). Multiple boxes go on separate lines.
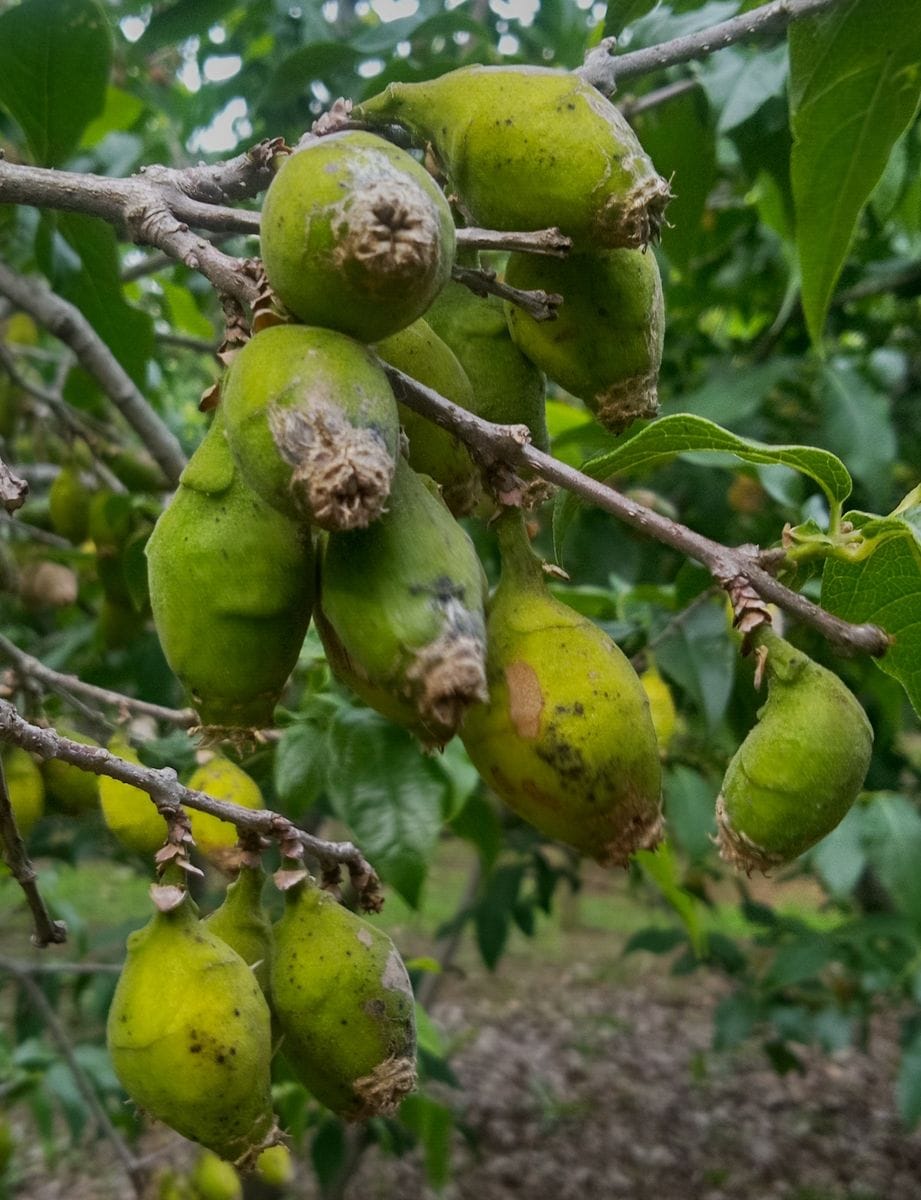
top-left (506, 661), bottom-right (543, 738)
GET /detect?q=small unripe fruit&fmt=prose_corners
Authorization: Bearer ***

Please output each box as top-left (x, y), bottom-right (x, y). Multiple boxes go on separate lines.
top-left (255, 1144), bottom-right (294, 1188)
top-left (261, 132), bottom-right (455, 342)
top-left (376, 319), bottom-right (481, 516)
top-left (461, 509), bottom-right (663, 865)
top-left (316, 457), bottom-right (488, 748)
top-left (107, 888), bottom-right (277, 1165)
top-left (222, 325), bottom-right (400, 531)
top-left (186, 757), bottom-right (263, 872)
top-left (354, 66), bottom-right (670, 249)
top-left (504, 247), bottom-right (664, 433)
top-left (271, 875), bottom-right (416, 1120)
top-left (640, 663), bottom-right (677, 752)
top-left (146, 409), bottom-right (315, 738)
top-left (190, 1151), bottom-right (242, 1200)
top-left (43, 728), bottom-right (99, 815)
top-left (2, 748), bottom-right (44, 837)
top-left (717, 628), bottom-right (873, 873)
top-left (100, 735), bottom-right (168, 855)
top-left (48, 467), bottom-right (92, 544)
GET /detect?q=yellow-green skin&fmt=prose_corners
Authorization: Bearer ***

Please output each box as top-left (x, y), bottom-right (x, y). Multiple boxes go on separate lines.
top-left (316, 457), bottom-right (488, 747)
top-left (271, 879), bottom-right (416, 1120)
top-left (504, 247), bottom-right (664, 433)
top-left (255, 1145), bottom-right (293, 1188)
top-left (2, 748), bottom-right (44, 837)
top-left (261, 132), bottom-right (456, 342)
top-left (425, 277), bottom-right (549, 451)
top-left (640, 664), bottom-right (677, 752)
top-left (221, 324), bottom-right (400, 530)
top-left (107, 892), bottom-right (276, 1164)
top-left (717, 628), bottom-right (873, 873)
top-left (204, 865), bottom-right (274, 997)
top-left (49, 467), bottom-right (92, 544)
top-left (190, 1151), bottom-right (242, 1200)
top-left (146, 410), bottom-right (315, 735)
top-left (354, 66), bottom-right (670, 249)
top-left (186, 758), bottom-right (263, 869)
top-left (100, 736), bottom-right (168, 855)
top-left (43, 729), bottom-right (99, 815)
top-left (461, 510), bottom-right (663, 865)
top-left (376, 319), bottom-right (481, 516)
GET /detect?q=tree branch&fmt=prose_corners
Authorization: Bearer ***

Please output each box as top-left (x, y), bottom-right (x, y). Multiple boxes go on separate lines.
top-left (0, 634), bottom-right (197, 727)
top-left (451, 265), bottom-right (561, 322)
top-left (455, 226), bottom-right (572, 257)
top-left (384, 366), bottom-right (890, 659)
top-left (0, 757), bottom-right (67, 948)
top-left (580, 0), bottom-right (843, 95)
top-left (0, 262), bottom-right (186, 485)
top-left (619, 78), bottom-right (700, 119)
top-left (0, 957), bottom-right (145, 1195)
top-left (0, 702), bottom-right (383, 910)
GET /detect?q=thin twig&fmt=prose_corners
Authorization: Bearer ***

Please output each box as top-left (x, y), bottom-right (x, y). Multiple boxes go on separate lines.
top-left (0, 702), bottom-right (383, 908)
top-left (156, 330), bottom-right (219, 354)
top-left (0, 957), bottom-right (145, 1195)
top-left (0, 757), bottom-right (67, 948)
top-left (416, 857), bottom-right (482, 1008)
top-left (0, 633), bottom-right (197, 727)
top-left (0, 263), bottom-right (186, 485)
top-left (1, 513), bottom-right (73, 550)
top-left (620, 78), bottom-right (700, 118)
top-left (451, 265), bottom-right (561, 322)
top-left (455, 226), bottom-right (572, 258)
top-left (0, 959), bottom-right (121, 974)
top-left (581, 0), bottom-right (843, 95)
top-left (384, 366), bottom-right (890, 658)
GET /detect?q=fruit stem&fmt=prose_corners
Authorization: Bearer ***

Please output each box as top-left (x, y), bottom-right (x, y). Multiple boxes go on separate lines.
top-left (494, 507), bottom-right (546, 591)
top-left (750, 626), bottom-right (808, 687)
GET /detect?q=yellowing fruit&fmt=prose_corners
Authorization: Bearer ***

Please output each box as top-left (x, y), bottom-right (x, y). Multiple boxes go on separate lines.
top-left (186, 758), bottom-right (263, 871)
top-left (100, 735), bottom-right (167, 855)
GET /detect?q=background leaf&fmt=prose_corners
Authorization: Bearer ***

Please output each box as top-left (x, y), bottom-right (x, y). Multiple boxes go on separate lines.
top-left (0, 0), bottom-right (111, 166)
top-left (789, 0), bottom-right (921, 343)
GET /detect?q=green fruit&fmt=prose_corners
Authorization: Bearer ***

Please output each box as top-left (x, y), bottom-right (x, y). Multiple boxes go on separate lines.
top-left (261, 132), bottom-right (455, 342)
top-left (205, 864), bottom-right (274, 997)
top-left (48, 467), bottom-right (92, 544)
top-left (504, 247), bottom-right (664, 433)
top-left (190, 1150), bottom-right (242, 1200)
top-left (255, 1144), bottom-right (294, 1188)
top-left (222, 324), bottom-right (400, 531)
top-left (461, 509), bottom-right (663, 865)
top-left (99, 597), bottom-right (146, 650)
top-left (186, 758), bottom-right (263, 871)
top-left (100, 735), bottom-right (168, 855)
top-left (0, 1115), bottom-right (13, 1176)
top-left (107, 888), bottom-right (277, 1166)
top-left (2, 748), bottom-right (44, 837)
top-left (271, 875), bottom-right (416, 1120)
top-left (316, 457), bottom-right (488, 748)
top-left (146, 409), bottom-right (315, 737)
top-left (425, 275), bottom-right (549, 451)
top-left (376, 319), bottom-right (481, 516)
top-left (716, 628), bottom-right (873, 873)
top-left (640, 663), bottom-right (676, 752)
top-left (354, 66), bottom-right (670, 249)
top-left (43, 728), bottom-right (99, 815)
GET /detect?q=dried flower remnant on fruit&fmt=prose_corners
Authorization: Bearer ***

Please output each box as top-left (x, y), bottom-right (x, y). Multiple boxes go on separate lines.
top-left (716, 627), bottom-right (873, 874)
top-left (260, 132), bottom-right (455, 342)
top-left (222, 324), bottom-right (399, 531)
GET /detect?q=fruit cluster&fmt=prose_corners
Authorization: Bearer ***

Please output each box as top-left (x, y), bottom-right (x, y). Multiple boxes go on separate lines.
top-left (146, 64), bottom-right (674, 866)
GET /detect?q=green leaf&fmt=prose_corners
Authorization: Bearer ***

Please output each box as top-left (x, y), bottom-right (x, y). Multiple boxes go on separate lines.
top-left (0, 0), bottom-right (111, 165)
top-left (766, 936), bottom-right (833, 987)
top-left (635, 842), bottom-right (708, 957)
top-left (789, 0), bottom-right (921, 344)
top-left (623, 927), bottom-right (686, 955)
top-left (603, 0), bottom-right (660, 38)
top-left (398, 1094), bottom-right (454, 1190)
top-left (811, 804), bottom-right (867, 897)
top-left (450, 793), bottom-right (502, 870)
top-left (138, 0), bottom-right (237, 52)
top-left (822, 506), bottom-right (921, 714)
top-left (653, 599), bottom-right (735, 731)
top-left (818, 361), bottom-right (897, 498)
top-left (859, 793), bottom-right (921, 922)
top-left (274, 720), bottom-right (330, 817)
top-left (553, 413), bottom-right (852, 559)
top-left (664, 765), bottom-right (717, 863)
top-left (79, 86), bottom-right (146, 148)
top-left (324, 707), bottom-right (447, 907)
